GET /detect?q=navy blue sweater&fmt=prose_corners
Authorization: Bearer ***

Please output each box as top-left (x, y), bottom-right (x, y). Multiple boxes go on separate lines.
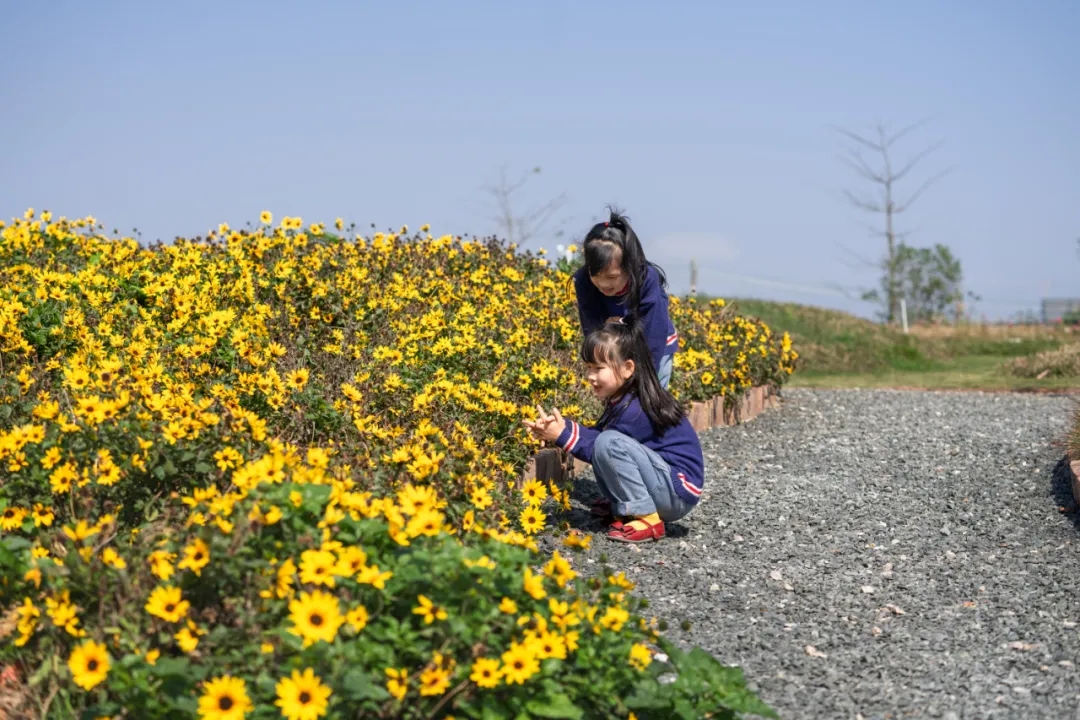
top-left (555, 393), bottom-right (705, 506)
top-left (573, 265), bottom-right (678, 372)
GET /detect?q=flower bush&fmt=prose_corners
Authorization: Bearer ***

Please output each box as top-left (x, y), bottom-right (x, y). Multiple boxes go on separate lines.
top-left (0, 210), bottom-right (791, 718)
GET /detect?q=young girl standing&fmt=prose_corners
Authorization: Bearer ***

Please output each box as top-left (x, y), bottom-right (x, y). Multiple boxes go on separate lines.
top-left (572, 210), bottom-right (679, 388)
top-left (525, 321), bottom-right (704, 543)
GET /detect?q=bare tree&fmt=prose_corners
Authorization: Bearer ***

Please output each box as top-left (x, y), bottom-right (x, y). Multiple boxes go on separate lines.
top-left (485, 165), bottom-right (569, 247)
top-left (835, 119), bottom-right (950, 323)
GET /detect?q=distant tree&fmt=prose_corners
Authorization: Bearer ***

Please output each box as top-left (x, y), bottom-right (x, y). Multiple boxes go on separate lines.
top-left (862, 243), bottom-right (975, 323)
top-left (835, 120), bottom-right (950, 323)
top-left (484, 165), bottom-right (569, 248)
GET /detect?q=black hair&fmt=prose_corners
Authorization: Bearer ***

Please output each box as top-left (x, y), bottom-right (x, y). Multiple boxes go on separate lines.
top-left (581, 207), bottom-right (668, 318)
top-left (580, 318), bottom-right (684, 434)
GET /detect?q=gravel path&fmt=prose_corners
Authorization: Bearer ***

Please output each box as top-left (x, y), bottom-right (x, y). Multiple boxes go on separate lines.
top-left (565, 388), bottom-right (1080, 720)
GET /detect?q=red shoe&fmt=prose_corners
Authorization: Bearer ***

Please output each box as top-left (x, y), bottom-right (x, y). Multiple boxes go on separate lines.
top-left (606, 517), bottom-right (665, 543)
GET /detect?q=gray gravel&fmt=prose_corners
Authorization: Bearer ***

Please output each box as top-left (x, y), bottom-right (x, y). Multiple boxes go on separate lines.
top-left (565, 388), bottom-right (1080, 720)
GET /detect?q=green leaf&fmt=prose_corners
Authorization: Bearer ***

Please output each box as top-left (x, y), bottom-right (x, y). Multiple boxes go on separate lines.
top-left (625, 679), bottom-right (669, 710)
top-left (674, 698), bottom-right (699, 720)
top-left (170, 695), bottom-right (199, 714)
top-left (194, 461), bottom-right (213, 474)
top-left (525, 693), bottom-right (584, 719)
top-left (712, 691), bottom-right (779, 719)
top-left (480, 695), bottom-right (512, 720)
top-left (27, 659), bottom-right (52, 688)
top-left (340, 668), bottom-right (390, 702)
top-left (0, 544), bottom-right (17, 569)
top-left (3, 536), bottom-right (32, 553)
top-left (152, 657), bottom-right (191, 678)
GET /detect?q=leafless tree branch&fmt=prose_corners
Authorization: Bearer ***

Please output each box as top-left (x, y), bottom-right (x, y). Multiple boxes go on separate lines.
top-left (841, 188), bottom-right (884, 213)
top-left (891, 140), bottom-right (945, 184)
top-left (884, 116), bottom-right (934, 148)
top-left (895, 167), bottom-right (952, 213)
top-left (485, 165), bottom-right (569, 247)
top-left (835, 241), bottom-right (880, 271)
top-left (836, 150), bottom-right (886, 184)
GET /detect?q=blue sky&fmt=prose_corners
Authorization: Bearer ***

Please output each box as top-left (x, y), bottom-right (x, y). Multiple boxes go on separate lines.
top-left (2, 0), bottom-right (1078, 319)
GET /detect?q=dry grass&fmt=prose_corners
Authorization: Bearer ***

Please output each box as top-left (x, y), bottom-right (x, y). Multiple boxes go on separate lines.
top-left (1007, 343), bottom-right (1080, 379)
top-left (908, 322), bottom-right (1075, 342)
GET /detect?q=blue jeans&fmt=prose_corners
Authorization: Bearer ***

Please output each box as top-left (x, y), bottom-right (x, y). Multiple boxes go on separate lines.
top-left (658, 354), bottom-right (673, 390)
top-left (592, 430), bottom-right (693, 522)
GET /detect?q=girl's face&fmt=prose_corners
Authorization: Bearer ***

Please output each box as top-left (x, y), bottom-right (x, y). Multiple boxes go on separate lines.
top-left (585, 354), bottom-right (635, 401)
top-left (589, 250), bottom-right (629, 297)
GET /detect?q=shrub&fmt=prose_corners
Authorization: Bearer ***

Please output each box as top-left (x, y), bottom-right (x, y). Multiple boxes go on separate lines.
top-left (1006, 343), bottom-right (1080, 378)
top-left (0, 210), bottom-right (787, 718)
top-left (2, 472), bottom-right (775, 718)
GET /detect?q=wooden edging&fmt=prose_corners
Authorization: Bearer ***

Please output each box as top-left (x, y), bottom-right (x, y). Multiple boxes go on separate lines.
top-left (522, 384), bottom-right (780, 485)
top-left (1067, 454), bottom-right (1080, 507)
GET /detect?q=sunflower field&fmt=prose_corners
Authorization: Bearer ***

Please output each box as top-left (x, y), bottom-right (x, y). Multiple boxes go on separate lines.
top-left (0, 210), bottom-right (795, 720)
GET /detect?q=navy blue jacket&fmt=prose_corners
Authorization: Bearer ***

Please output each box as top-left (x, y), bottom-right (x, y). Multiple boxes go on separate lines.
top-left (555, 393), bottom-right (704, 506)
top-left (573, 265), bottom-right (678, 372)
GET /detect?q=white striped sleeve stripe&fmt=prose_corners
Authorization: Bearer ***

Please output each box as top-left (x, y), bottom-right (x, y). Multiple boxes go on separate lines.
top-left (678, 472), bottom-right (702, 497)
top-left (561, 421), bottom-right (580, 452)
top-left (666, 332), bottom-right (679, 345)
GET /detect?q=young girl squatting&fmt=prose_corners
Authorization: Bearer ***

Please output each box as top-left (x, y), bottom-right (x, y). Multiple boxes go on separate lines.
top-left (525, 321), bottom-right (704, 543)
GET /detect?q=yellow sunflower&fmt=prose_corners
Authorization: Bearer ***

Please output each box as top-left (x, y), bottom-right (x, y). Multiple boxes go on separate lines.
top-left (177, 538), bottom-right (210, 576)
top-left (0, 507), bottom-right (26, 531)
top-left (520, 479), bottom-right (548, 506)
top-left (629, 643), bottom-right (653, 671)
top-left (68, 640), bottom-right (110, 690)
top-left (500, 641), bottom-right (540, 685)
top-left (275, 667), bottom-right (332, 720)
top-left (419, 664), bottom-right (451, 696)
top-left (345, 604), bottom-right (369, 633)
top-left (298, 549), bottom-right (337, 588)
top-left (287, 590), bottom-right (343, 648)
top-left (519, 506), bottom-right (546, 535)
top-left (469, 657), bottom-right (502, 689)
top-left (334, 546), bottom-right (368, 577)
top-left (145, 585), bottom-right (190, 623)
top-left (197, 675), bottom-right (252, 720)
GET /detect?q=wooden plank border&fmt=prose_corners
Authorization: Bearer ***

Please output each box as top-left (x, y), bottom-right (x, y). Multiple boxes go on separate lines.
top-left (1068, 454), bottom-right (1080, 508)
top-left (523, 384), bottom-right (781, 484)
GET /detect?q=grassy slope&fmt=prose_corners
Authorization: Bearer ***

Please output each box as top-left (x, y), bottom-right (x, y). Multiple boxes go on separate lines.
top-left (723, 297), bottom-right (1078, 391)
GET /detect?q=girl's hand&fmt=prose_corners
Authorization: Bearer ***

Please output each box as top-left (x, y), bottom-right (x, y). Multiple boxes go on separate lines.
top-left (523, 404), bottom-right (566, 443)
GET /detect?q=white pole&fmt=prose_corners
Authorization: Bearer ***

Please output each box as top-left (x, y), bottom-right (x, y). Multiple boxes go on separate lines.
top-left (900, 298), bottom-right (909, 333)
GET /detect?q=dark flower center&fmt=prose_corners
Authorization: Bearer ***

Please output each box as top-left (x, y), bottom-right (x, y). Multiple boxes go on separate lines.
top-left (310, 613), bottom-right (323, 626)
top-left (87, 659), bottom-right (99, 671)
top-left (299, 691), bottom-right (312, 704)
top-left (194, 552), bottom-right (203, 561)
top-left (513, 660), bottom-right (524, 670)
top-left (164, 603), bottom-right (175, 613)
top-left (219, 696), bottom-right (234, 710)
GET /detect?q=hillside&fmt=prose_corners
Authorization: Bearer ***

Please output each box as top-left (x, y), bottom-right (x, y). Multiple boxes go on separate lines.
top-left (713, 297), bottom-right (1077, 390)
